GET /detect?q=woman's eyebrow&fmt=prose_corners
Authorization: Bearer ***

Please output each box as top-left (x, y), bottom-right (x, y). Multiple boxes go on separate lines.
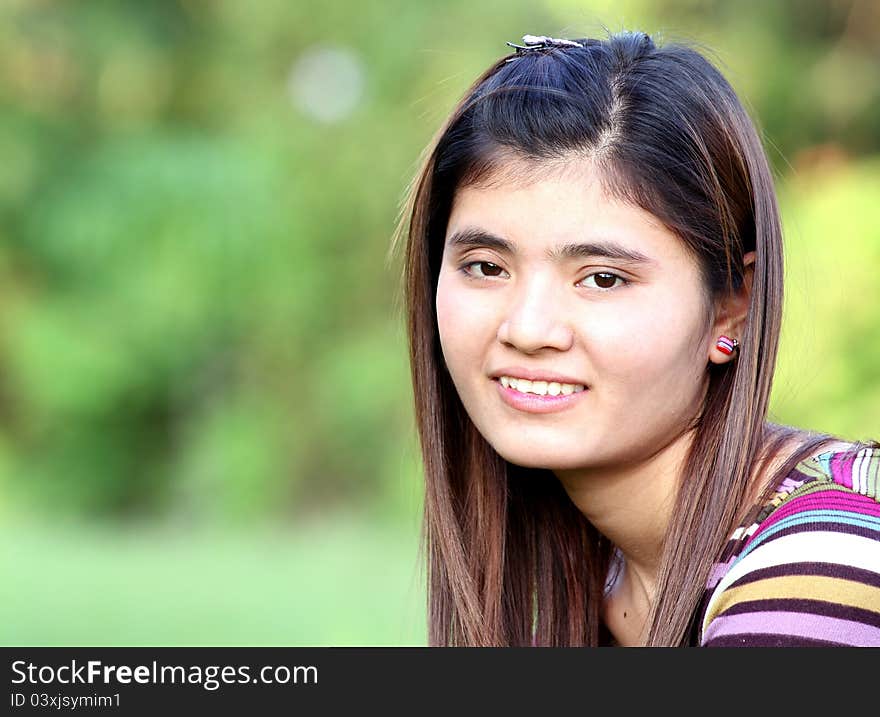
top-left (445, 227), bottom-right (655, 265)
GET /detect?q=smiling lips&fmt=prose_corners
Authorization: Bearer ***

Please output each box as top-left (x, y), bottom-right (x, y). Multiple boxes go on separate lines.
top-left (492, 374), bottom-right (588, 414)
top-left (497, 375), bottom-right (585, 396)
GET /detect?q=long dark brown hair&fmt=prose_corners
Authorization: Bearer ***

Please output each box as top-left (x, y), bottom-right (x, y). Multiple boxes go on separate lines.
top-left (391, 30), bottom-right (874, 646)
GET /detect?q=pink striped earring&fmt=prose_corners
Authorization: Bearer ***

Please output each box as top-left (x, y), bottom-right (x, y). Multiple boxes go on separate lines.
top-left (716, 335), bottom-right (739, 356)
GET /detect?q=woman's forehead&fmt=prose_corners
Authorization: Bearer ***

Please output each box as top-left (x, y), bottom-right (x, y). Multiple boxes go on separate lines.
top-left (446, 166), bottom-right (683, 265)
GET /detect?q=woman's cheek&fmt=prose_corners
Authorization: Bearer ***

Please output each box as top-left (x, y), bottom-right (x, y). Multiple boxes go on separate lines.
top-left (436, 282), bottom-right (489, 364)
top-left (578, 301), bottom-right (652, 371)
top-left (435, 274), bottom-right (462, 340)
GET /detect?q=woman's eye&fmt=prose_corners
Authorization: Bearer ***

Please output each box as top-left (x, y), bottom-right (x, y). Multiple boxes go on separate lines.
top-left (460, 263), bottom-right (625, 289)
top-left (581, 272), bottom-right (626, 290)
top-left (462, 261), bottom-right (507, 279)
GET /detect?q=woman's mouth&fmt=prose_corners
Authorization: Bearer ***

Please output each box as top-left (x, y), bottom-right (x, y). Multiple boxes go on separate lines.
top-left (493, 376), bottom-right (588, 414)
top-left (499, 376), bottom-right (586, 396)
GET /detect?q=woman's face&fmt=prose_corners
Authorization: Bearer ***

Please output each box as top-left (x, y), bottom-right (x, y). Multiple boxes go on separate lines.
top-left (435, 162), bottom-right (718, 472)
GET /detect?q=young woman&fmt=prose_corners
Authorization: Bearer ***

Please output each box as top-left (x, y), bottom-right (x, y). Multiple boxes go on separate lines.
top-left (392, 31), bottom-right (880, 646)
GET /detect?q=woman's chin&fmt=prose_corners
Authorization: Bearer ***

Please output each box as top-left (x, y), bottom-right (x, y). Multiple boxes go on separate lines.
top-left (492, 445), bottom-right (591, 472)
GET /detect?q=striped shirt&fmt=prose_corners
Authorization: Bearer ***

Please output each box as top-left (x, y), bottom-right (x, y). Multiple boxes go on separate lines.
top-left (695, 446), bottom-right (880, 646)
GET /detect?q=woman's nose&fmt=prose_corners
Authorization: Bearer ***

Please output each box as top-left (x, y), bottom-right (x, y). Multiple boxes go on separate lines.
top-left (496, 277), bottom-right (574, 354)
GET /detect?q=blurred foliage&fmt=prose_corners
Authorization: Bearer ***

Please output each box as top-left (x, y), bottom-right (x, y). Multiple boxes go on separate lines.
top-left (0, 516), bottom-right (426, 645)
top-left (0, 0), bottom-right (877, 530)
top-left (774, 156), bottom-right (880, 439)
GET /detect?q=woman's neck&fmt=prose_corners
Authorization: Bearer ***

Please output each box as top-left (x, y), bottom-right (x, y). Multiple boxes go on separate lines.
top-left (555, 427), bottom-right (695, 584)
top-left (553, 427), bottom-right (698, 643)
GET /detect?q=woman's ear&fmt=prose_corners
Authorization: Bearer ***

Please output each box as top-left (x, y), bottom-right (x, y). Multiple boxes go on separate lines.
top-left (709, 251), bottom-right (755, 364)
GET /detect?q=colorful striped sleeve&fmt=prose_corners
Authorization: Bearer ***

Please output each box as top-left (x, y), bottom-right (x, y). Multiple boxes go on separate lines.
top-left (700, 450), bottom-right (880, 647)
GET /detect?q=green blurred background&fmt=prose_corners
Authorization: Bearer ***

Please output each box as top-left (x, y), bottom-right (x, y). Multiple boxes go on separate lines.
top-left (0, 0), bottom-right (877, 645)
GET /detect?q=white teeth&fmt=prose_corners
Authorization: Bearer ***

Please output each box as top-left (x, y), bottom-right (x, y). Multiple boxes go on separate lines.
top-left (499, 376), bottom-right (585, 396)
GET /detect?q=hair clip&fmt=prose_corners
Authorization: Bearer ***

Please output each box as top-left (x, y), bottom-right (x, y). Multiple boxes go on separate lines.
top-left (505, 35), bottom-right (583, 62)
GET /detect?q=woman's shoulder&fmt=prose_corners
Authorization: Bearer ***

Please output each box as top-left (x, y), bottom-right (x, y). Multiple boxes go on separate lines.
top-left (792, 441), bottom-right (880, 496)
top-left (697, 441), bottom-right (880, 646)
top-left (749, 440), bottom-right (880, 526)
top-left (737, 440), bottom-right (880, 563)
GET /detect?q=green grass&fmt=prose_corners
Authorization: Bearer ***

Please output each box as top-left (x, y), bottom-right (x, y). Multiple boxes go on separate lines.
top-left (0, 513), bottom-right (427, 646)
